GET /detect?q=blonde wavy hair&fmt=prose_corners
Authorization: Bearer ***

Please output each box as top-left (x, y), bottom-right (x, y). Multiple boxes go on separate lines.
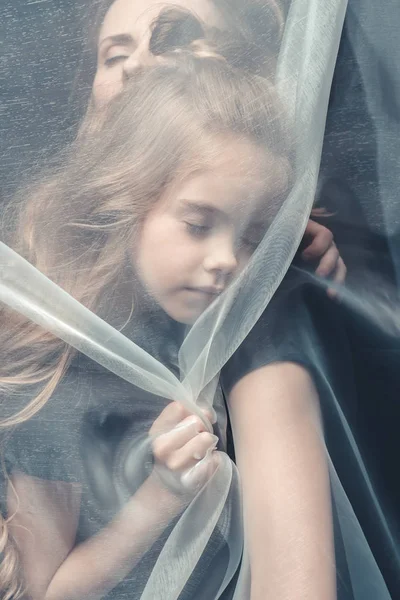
top-left (0, 16), bottom-right (289, 598)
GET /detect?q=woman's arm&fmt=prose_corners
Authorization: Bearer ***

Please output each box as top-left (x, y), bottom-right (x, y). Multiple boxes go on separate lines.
top-left (228, 362), bottom-right (336, 600)
top-left (8, 402), bottom-right (217, 600)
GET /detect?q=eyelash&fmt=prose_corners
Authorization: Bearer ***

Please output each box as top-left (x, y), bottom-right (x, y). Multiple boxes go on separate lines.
top-left (185, 223), bottom-right (211, 238)
top-left (185, 222), bottom-right (262, 250)
top-left (104, 55), bottom-right (129, 67)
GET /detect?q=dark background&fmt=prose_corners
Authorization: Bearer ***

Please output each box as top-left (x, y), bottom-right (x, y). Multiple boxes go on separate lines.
top-left (1, 0), bottom-right (88, 200)
top-left (0, 1), bottom-right (392, 248)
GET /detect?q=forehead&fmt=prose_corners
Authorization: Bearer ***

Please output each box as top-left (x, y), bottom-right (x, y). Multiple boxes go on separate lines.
top-left (99, 0), bottom-right (223, 43)
top-left (171, 138), bottom-right (288, 217)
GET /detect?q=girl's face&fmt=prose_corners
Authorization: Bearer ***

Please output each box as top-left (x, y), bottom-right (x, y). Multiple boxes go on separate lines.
top-left (93, 0), bottom-right (223, 108)
top-left (133, 138), bottom-right (273, 324)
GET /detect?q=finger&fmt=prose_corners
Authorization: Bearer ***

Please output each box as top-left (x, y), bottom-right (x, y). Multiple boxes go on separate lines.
top-left (180, 451), bottom-right (220, 492)
top-left (302, 221), bottom-right (334, 261)
top-left (150, 402), bottom-right (191, 436)
top-left (152, 416), bottom-right (207, 459)
top-left (162, 432), bottom-right (219, 472)
top-left (182, 432), bottom-right (219, 462)
top-left (315, 244), bottom-right (339, 278)
top-left (333, 257), bottom-right (347, 285)
top-left (199, 406), bottom-right (214, 422)
top-left (327, 258), bottom-right (347, 299)
top-left (304, 219), bottom-right (322, 237)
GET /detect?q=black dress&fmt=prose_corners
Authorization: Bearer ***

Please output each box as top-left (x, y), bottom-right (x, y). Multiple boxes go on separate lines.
top-left (221, 268), bottom-right (400, 599)
top-left (1, 312), bottom-right (234, 600)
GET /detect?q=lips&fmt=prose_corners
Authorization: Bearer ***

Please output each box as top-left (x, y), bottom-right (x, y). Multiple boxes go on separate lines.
top-left (185, 286), bottom-right (223, 297)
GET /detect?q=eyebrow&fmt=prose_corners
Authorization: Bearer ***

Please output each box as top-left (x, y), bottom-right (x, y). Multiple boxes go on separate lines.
top-left (179, 200), bottom-right (223, 217)
top-left (98, 34), bottom-right (135, 51)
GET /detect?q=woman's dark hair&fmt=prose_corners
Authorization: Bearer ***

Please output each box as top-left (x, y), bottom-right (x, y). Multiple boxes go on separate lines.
top-left (69, 0), bottom-right (286, 120)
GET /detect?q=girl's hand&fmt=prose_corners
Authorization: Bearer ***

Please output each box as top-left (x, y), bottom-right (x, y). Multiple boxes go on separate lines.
top-left (149, 402), bottom-right (219, 496)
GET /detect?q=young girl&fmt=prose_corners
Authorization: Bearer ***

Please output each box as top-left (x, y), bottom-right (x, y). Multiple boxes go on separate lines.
top-left (0, 32), bottom-right (336, 600)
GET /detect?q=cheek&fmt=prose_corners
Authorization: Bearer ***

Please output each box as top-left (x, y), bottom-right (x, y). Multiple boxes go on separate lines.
top-left (136, 220), bottom-right (179, 275)
top-left (137, 219), bottom-right (201, 282)
top-left (92, 69), bottom-right (123, 109)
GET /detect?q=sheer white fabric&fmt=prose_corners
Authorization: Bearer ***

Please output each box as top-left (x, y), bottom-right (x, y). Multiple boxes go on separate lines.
top-left (1, 1), bottom-right (397, 598)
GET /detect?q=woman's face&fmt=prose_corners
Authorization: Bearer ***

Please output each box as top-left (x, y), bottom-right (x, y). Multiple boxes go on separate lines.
top-left (93, 0), bottom-right (223, 108)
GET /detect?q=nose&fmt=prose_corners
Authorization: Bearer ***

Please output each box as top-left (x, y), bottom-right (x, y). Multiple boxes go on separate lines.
top-left (123, 39), bottom-right (159, 80)
top-left (203, 235), bottom-right (238, 280)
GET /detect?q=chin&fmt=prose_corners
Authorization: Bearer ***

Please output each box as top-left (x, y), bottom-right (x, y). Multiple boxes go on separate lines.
top-left (165, 306), bottom-right (203, 326)
top-left (170, 312), bottom-right (199, 325)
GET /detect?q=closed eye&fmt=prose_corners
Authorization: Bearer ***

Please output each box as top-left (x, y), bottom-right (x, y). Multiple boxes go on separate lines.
top-left (99, 34), bottom-right (134, 67)
top-left (104, 54), bottom-right (129, 67)
top-left (185, 222), bottom-right (211, 238)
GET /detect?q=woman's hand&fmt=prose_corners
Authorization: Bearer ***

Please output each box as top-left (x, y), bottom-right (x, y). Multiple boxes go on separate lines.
top-left (149, 401), bottom-right (219, 496)
top-left (302, 219), bottom-right (347, 296)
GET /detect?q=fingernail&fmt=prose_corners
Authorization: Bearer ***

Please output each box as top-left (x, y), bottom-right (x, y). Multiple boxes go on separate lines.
top-left (201, 406), bottom-right (217, 424)
top-left (193, 435), bottom-right (219, 461)
top-left (193, 435), bottom-right (219, 460)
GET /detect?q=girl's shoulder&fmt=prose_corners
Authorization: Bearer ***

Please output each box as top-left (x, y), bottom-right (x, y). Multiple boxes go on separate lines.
top-left (221, 267), bottom-right (342, 395)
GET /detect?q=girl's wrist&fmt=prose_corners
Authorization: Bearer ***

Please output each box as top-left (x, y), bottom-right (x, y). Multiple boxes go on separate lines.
top-left (142, 470), bottom-right (189, 512)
